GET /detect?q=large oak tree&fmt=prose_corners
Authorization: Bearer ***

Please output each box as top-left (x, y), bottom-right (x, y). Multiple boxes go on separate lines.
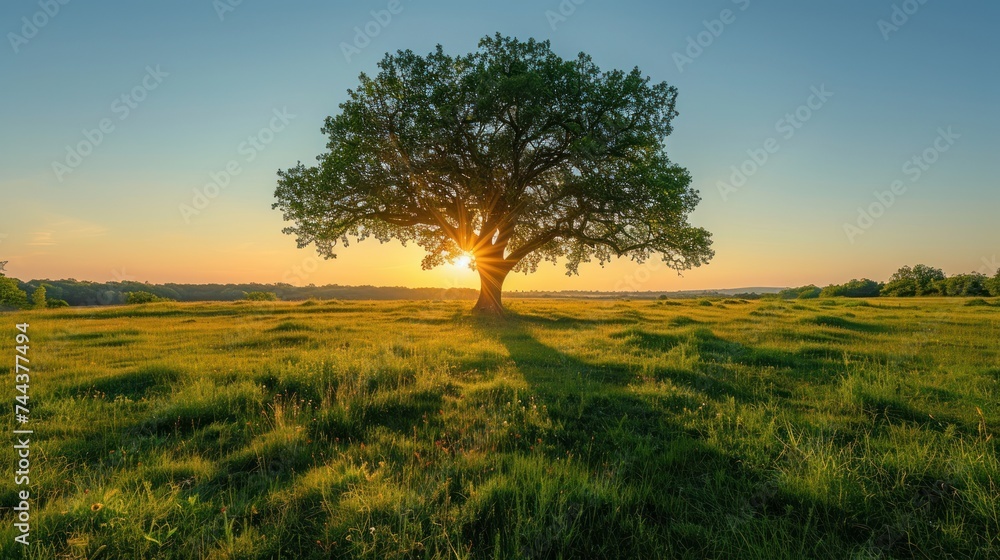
top-left (274, 35), bottom-right (713, 314)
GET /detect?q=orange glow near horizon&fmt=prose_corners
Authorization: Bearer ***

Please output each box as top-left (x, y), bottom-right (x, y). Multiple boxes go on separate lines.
top-left (3, 186), bottom-right (997, 293)
top-left (7, 233), bottom-right (979, 294)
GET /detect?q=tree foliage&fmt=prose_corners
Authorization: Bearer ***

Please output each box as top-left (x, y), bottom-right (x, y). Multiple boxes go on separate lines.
top-left (274, 34), bottom-right (713, 312)
top-left (0, 279), bottom-right (478, 306)
top-left (0, 277), bottom-right (29, 310)
top-left (31, 285), bottom-right (47, 309)
top-left (126, 291), bottom-right (174, 304)
top-left (881, 264), bottom-right (946, 297)
top-left (988, 272), bottom-right (1000, 297)
top-left (779, 285), bottom-right (821, 300)
top-left (0, 262), bottom-right (28, 310)
top-left (820, 278), bottom-right (882, 298)
top-left (939, 273), bottom-right (991, 297)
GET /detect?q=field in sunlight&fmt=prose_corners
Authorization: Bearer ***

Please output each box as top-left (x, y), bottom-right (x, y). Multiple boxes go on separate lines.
top-left (2, 297), bottom-right (998, 559)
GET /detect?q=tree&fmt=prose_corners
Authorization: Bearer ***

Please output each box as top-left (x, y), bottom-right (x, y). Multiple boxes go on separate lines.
top-left (778, 285), bottom-right (820, 299)
top-left (126, 291), bottom-right (174, 304)
top-left (0, 278), bottom-right (29, 310)
top-left (273, 35), bottom-right (713, 314)
top-left (797, 286), bottom-right (821, 299)
top-left (881, 265), bottom-right (946, 297)
top-left (820, 278), bottom-right (882, 298)
top-left (31, 285), bottom-right (47, 309)
top-left (222, 288), bottom-right (250, 301)
top-left (941, 273), bottom-right (990, 297)
top-left (988, 272), bottom-right (1000, 297)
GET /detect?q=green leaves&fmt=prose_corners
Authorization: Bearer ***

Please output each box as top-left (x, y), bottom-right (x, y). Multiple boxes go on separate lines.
top-left (274, 34), bottom-right (713, 285)
top-left (0, 277), bottom-right (29, 310)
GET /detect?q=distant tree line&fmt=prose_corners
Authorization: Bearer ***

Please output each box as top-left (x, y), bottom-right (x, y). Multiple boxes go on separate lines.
top-left (0, 265), bottom-right (61, 310)
top-left (1, 263), bottom-right (997, 311)
top-left (0, 278), bottom-right (478, 308)
top-left (779, 264), bottom-right (1000, 300)
top-left (125, 291), bottom-right (175, 305)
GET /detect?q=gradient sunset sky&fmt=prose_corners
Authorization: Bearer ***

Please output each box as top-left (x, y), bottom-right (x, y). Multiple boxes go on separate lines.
top-left (1, 0), bottom-right (997, 292)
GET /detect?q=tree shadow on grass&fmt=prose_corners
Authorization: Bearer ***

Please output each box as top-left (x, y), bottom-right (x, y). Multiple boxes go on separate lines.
top-left (466, 315), bottom-right (869, 558)
top-left (800, 315), bottom-right (890, 334)
top-left (481, 315), bottom-right (760, 448)
top-left (509, 312), bottom-right (645, 330)
top-left (856, 395), bottom-right (976, 436)
top-left (474, 314), bottom-right (1000, 557)
top-left (611, 326), bottom-right (849, 398)
top-left (56, 365), bottom-right (182, 400)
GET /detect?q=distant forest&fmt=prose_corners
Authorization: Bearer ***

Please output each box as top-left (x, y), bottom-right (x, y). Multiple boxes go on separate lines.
top-left (4, 278), bottom-right (777, 307)
top-left (1, 263), bottom-right (997, 308)
top-left (9, 280), bottom-right (479, 307)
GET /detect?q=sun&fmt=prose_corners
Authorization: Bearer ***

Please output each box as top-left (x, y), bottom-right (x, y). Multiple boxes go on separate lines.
top-left (452, 253), bottom-right (474, 269)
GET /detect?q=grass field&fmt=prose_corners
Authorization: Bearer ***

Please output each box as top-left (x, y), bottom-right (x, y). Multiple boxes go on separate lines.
top-left (2, 297), bottom-right (999, 559)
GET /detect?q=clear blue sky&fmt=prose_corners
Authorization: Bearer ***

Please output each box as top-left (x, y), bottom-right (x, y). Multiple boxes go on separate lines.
top-left (1, 0), bottom-right (997, 291)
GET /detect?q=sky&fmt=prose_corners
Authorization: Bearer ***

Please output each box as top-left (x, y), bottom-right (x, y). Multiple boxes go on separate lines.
top-left (1, 0), bottom-right (997, 292)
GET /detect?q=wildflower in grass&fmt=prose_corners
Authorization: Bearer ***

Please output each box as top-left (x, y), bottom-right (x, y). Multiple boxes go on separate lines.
top-left (90, 503), bottom-right (104, 512)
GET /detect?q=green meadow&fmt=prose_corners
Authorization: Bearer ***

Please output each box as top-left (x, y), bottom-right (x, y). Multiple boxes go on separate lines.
top-left (2, 298), bottom-right (998, 559)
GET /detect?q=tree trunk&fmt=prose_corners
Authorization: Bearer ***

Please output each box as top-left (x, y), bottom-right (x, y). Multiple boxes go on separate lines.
top-left (473, 266), bottom-right (509, 315)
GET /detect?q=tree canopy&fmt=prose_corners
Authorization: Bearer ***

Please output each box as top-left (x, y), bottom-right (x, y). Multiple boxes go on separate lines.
top-left (988, 273), bottom-right (1000, 297)
top-left (820, 278), bottom-right (883, 298)
top-left (31, 285), bottom-right (47, 309)
top-left (273, 34), bottom-right (713, 313)
top-left (0, 274), bottom-right (28, 311)
top-left (778, 285), bottom-right (821, 300)
top-left (881, 264), bottom-right (947, 297)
